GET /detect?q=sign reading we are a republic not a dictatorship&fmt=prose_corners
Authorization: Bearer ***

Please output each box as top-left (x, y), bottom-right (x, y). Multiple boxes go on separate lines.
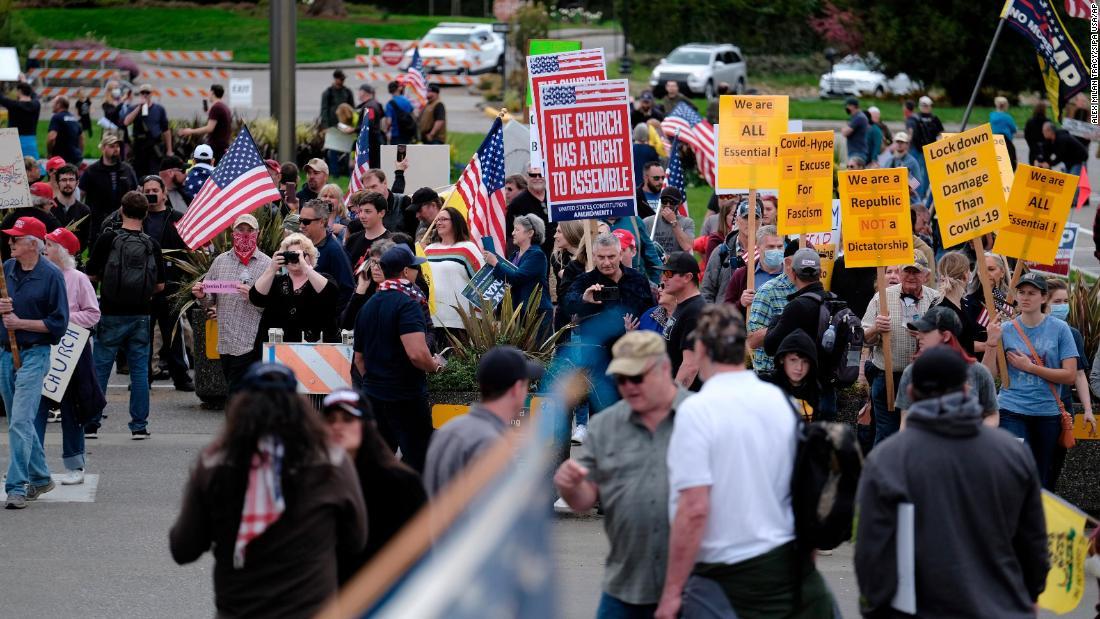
top-left (538, 79), bottom-right (636, 222)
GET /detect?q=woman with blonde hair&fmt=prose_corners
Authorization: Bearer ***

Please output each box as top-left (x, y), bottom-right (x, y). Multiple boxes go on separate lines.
top-left (965, 251), bottom-right (1014, 355)
top-left (934, 251), bottom-right (980, 355)
top-left (249, 233), bottom-right (341, 343)
top-left (318, 183), bottom-right (350, 241)
top-left (324, 102), bottom-right (357, 176)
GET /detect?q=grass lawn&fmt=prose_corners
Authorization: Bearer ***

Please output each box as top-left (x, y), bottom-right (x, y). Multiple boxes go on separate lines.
top-left (18, 8), bottom-right (492, 64)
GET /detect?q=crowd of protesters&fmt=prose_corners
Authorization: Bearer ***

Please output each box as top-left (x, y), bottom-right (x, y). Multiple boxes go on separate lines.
top-left (4, 74), bottom-right (1100, 618)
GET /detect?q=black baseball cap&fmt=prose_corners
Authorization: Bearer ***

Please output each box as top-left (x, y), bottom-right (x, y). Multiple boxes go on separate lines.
top-left (907, 306), bottom-right (962, 337)
top-left (911, 346), bottom-right (968, 395)
top-left (477, 346), bottom-right (544, 394)
top-left (1015, 272), bottom-right (1048, 293)
top-left (656, 251), bottom-right (700, 276)
top-left (659, 187), bottom-right (684, 204)
top-left (408, 187), bottom-right (441, 212)
top-left (428, 83), bottom-right (441, 93)
top-left (379, 245), bottom-right (426, 271)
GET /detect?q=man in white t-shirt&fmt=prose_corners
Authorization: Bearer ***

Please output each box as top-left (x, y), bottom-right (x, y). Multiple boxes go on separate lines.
top-left (655, 304), bottom-right (835, 619)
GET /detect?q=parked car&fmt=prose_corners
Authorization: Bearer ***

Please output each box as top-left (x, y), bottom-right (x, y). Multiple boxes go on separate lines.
top-left (648, 43), bottom-right (747, 99)
top-left (818, 54), bottom-right (918, 98)
top-left (405, 23), bottom-right (504, 75)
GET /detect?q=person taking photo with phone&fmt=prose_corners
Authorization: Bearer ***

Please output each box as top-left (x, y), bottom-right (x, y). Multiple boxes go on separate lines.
top-left (249, 233), bottom-right (340, 344)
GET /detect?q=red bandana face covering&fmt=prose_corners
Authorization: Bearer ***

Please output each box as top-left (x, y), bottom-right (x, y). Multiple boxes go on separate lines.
top-left (232, 231), bottom-right (258, 264)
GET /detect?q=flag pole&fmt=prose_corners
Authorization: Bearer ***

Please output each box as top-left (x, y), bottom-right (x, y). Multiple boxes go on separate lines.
top-left (960, 9), bottom-right (1009, 131)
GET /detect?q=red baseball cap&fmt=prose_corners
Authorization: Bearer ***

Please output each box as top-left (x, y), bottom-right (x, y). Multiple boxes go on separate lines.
top-left (612, 228), bottom-right (636, 250)
top-left (45, 227), bottom-right (80, 255)
top-left (45, 156), bottom-right (67, 174)
top-left (29, 182), bottom-right (54, 201)
top-left (3, 217), bottom-right (47, 240)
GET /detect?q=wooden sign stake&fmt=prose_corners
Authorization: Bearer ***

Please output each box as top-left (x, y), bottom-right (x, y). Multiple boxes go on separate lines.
top-left (877, 266), bottom-right (894, 410)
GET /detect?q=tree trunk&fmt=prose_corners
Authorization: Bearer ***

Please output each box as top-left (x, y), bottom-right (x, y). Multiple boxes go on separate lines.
top-left (307, 0), bottom-right (347, 18)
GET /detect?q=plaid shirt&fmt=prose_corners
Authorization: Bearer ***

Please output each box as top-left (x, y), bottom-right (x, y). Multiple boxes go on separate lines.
top-left (199, 250), bottom-right (271, 356)
top-left (747, 273), bottom-right (795, 375)
top-left (861, 284), bottom-right (940, 371)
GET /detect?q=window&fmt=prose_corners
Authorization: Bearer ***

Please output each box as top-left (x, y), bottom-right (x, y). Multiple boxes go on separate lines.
top-left (729, 51), bottom-right (742, 64)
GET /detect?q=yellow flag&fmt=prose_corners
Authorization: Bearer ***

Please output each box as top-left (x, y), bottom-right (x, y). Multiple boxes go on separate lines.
top-left (414, 242), bottom-right (436, 315)
top-left (647, 123), bottom-right (667, 157)
top-left (1039, 491), bottom-right (1090, 614)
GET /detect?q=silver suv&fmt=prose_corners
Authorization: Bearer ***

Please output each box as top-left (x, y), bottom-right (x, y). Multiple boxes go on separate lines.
top-left (649, 43), bottom-right (747, 99)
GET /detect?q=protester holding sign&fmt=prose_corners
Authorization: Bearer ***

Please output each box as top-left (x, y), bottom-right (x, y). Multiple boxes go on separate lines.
top-left (39, 227), bottom-right (102, 485)
top-left (984, 273), bottom-right (1077, 489)
top-left (425, 206), bottom-right (484, 339)
top-left (484, 214), bottom-right (553, 339)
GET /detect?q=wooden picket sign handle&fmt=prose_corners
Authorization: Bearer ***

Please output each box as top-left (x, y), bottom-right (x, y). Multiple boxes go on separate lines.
top-left (0, 268), bottom-right (21, 369)
top-left (973, 238), bottom-right (1010, 387)
top-left (877, 267), bottom-right (894, 411)
top-left (746, 189), bottom-right (757, 290)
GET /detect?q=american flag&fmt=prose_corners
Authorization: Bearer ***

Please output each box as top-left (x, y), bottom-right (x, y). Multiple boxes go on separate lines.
top-left (528, 48), bottom-right (605, 75)
top-left (457, 117), bottom-right (506, 253)
top-left (176, 126), bottom-right (281, 250)
top-left (1065, 0), bottom-right (1092, 18)
top-left (661, 101), bottom-right (717, 187)
top-left (344, 117), bottom-right (372, 205)
top-left (663, 132), bottom-right (690, 217)
top-left (233, 436), bottom-right (285, 569)
top-left (405, 47), bottom-right (428, 108)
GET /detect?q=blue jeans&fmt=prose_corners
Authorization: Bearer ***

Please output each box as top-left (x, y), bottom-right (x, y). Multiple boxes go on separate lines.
top-left (2, 346), bottom-right (53, 496)
top-left (871, 369), bottom-right (903, 446)
top-left (595, 592), bottom-right (658, 619)
top-left (999, 410), bottom-right (1062, 489)
top-left (91, 315), bottom-right (151, 432)
top-left (36, 397), bottom-right (86, 471)
top-left (574, 400), bottom-right (590, 427)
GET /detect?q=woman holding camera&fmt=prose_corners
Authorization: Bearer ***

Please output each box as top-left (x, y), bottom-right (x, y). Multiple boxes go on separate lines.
top-left (250, 233), bottom-right (341, 343)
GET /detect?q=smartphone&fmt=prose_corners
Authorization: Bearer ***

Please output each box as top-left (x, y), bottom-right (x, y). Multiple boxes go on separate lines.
top-left (284, 181), bottom-right (297, 203)
top-left (202, 99), bottom-right (209, 112)
top-left (396, 144), bottom-right (407, 162)
top-left (145, 193), bottom-right (157, 204)
top-left (481, 236), bottom-right (495, 253)
top-left (595, 286), bottom-right (620, 302)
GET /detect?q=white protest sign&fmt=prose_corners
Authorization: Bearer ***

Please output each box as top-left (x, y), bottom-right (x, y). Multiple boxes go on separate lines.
top-left (526, 48), bottom-right (607, 170)
top-left (229, 78), bottom-right (252, 108)
top-left (380, 144), bottom-right (450, 189)
top-left (0, 128), bottom-right (32, 210)
top-left (41, 324), bottom-right (90, 402)
top-left (202, 280), bottom-right (242, 294)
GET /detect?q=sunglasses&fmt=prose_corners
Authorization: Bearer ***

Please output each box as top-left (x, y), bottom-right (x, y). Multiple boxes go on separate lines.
top-left (660, 199), bottom-right (678, 206)
top-left (650, 175), bottom-right (666, 181)
top-left (614, 373), bottom-right (647, 386)
top-left (298, 217), bottom-right (321, 225)
top-left (527, 172), bottom-right (543, 178)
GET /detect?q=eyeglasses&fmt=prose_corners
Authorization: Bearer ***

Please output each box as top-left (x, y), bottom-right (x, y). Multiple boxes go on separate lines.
top-left (298, 217), bottom-right (320, 225)
top-left (527, 172), bottom-right (543, 178)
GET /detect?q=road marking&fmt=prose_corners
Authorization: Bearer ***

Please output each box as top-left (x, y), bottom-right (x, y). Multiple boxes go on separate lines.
top-left (0, 474), bottom-right (98, 503)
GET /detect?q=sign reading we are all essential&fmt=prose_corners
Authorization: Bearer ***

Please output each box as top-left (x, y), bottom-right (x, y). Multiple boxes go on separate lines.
top-left (837, 169), bottom-right (914, 268)
top-left (992, 164), bottom-right (1077, 265)
top-left (716, 95), bottom-right (788, 193)
top-left (776, 131), bottom-right (834, 235)
top-left (538, 79), bottom-right (636, 221)
top-left (925, 125), bottom-right (1007, 247)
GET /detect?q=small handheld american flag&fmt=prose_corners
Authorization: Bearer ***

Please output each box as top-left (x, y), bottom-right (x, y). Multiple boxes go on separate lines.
top-left (176, 126), bottom-right (281, 250)
top-left (663, 132), bottom-right (690, 217)
top-left (344, 118), bottom-right (372, 204)
top-left (661, 102), bottom-right (717, 188)
top-left (405, 47), bottom-right (428, 108)
top-left (456, 117), bottom-right (506, 253)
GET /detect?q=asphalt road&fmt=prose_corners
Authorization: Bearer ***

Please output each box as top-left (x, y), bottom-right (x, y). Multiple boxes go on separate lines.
top-left (0, 376), bottom-right (1096, 617)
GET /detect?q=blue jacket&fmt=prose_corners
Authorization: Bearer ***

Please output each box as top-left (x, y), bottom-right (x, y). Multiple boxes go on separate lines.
top-left (315, 232), bottom-right (355, 311)
top-left (608, 217), bottom-right (662, 284)
top-left (492, 245), bottom-right (553, 312)
top-left (0, 257), bottom-right (69, 348)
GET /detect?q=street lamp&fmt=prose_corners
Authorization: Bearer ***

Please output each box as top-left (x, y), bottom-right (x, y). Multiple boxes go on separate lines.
top-left (824, 47), bottom-right (838, 97)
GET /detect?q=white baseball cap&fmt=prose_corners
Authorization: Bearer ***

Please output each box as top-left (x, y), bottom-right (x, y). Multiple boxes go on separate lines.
top-left (193, 144), bottom-right (214, 161)
top-left (918, 95), bottom-right (933, 107)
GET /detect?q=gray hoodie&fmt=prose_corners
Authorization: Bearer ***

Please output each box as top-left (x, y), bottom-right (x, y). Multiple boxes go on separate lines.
top-left (854, 390), bottom-right (1049, 618)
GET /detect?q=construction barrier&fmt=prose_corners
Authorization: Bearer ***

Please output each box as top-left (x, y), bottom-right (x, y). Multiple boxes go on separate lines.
top-left (27, 68), bottom-right (122, 81)
top-left (142, 68), bottom-right (231, 80)
top-left (355, 38), bottom-right (482, 51)
top-left (350, 70), bottom-right (478, 86)
top-left (38, 86), bottom-right (208, 99)
top-left (263, 342), bottom-right (353, 395)
top-left (137, 50), bottom-right (234, 62)
top-left (29, 49), bottom-right (119, 62)
top-left (353, 54), bottom-right (475, 70)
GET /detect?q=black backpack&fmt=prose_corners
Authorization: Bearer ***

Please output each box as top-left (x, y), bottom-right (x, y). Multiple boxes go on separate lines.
top-left (789, 402), bottom-right (864, 551)
top-left (102, 230), bottom-right (157, 303)
top-left (394, 104), bottom-right (417, 139)
top-left (805, 292), bottom-right (864, 387)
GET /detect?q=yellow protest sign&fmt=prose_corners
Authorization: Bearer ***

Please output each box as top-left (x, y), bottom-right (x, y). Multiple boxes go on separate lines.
top-left (992, 164), bottom-right (1077, 264)
top-left (777, 131), bottom-right (834, 235)
top-left (925, 124), bottom-right (1006, 247)
top-left (716, 95), bottom-right (789, 192)
top-left (838, 169), bottom-right (914, 268)
top-left (993, 135), bottom-right (1014, 200)
top-left (816, 242), bottom-right (836, 291)
top-left (1038, 491), bottom-right (1090, 614)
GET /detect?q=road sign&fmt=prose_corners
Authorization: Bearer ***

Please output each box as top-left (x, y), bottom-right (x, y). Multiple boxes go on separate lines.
top-left (380, 41), bottom-right (404, 66)
top-left (229, 78), bottom-right (252, 108)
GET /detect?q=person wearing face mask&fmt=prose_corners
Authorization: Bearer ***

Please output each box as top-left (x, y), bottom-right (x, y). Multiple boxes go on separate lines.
top-left (701, 197), bottom-right (760, 303)
top-left (723, 225), bottom-right (785, 317)
top-left (191, 214), bottom-right (271, 392)
top-left (1044, 277), bottom-right (1097, 485)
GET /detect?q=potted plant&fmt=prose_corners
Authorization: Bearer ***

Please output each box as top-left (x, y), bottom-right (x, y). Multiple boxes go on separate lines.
top-left (166, 207), bottom-right (288, 407)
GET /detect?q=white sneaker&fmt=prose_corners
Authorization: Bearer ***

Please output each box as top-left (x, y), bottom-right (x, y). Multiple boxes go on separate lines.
top-left (570, 425), bottom-right (588, 445)
top-left (59, 469), bottom-right (84, 485)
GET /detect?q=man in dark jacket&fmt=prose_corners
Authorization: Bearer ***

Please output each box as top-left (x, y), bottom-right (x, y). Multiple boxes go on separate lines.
top-left (0, 82), bottom-right (42, 159)
top-left (78, 133), bottom-right (139, 251)
top-left (50, 164), bottom-right (91, 257)
top-left (1036, 121), bottom-right (1090, 175)
top-left (320, 70), bottom-right (354, 130)
top-left (855, 346), bottom-right (1049, 618)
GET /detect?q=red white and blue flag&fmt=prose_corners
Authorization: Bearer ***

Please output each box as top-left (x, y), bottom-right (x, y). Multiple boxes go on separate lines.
top-left (176, 126), bottom-right (281, 249)
top-left (233, 435), bottom-right (285, 569)
top-left (1065, 0), bottom-right (1091, 19)
top-left (457, 117), bottom-right (507, 253)
top-left (663, 132), bottom-right (690, 217)
top-left (344, 117), bottom-right (372, 205)
top-left (405, 47), bottom-right (428, 108)
top-left (527, 49), bottom-right (605, 76)
top-left (661, 101), bottom-right (717, 187)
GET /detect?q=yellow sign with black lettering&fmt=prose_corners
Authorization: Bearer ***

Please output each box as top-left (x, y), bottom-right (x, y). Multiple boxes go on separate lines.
top-left (777, 131), bottom-right (834, 235)
top-left (716, 95), bottom-right (789, 192)
top-left (926, 124), bottom-right (1007, 246)
top-left (992, 164), bottom-right (1076, 264)
top-left (941, 131), bottom-right (1013, 201)
top-left (838, 169), bottom-right (914, 268)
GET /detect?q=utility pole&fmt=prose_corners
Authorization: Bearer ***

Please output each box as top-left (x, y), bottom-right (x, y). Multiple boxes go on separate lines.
top-left (271, 0), bottom-right (296, 163)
